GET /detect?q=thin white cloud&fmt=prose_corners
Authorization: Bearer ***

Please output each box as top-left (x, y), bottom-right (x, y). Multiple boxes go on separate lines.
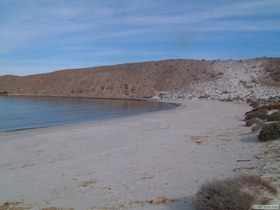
top-left (1, 0), bottom-right (279, 50)
top-left (117, 1), bottom-right (280, 29)
top-left (0, 0), bottom-right (279, 75)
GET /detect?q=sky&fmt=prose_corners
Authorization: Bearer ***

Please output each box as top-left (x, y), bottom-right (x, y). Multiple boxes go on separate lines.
top-left (0, 0), bottom-right (279, 76)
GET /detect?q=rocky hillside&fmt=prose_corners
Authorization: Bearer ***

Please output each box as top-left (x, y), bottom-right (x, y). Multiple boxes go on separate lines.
top-left (169, 58), bottom-right (280, 101)
top-left (0, 58), bottom-right (279, 100)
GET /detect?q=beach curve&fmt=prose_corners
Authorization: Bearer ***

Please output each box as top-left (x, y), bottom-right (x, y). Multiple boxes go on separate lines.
top-left (0, 99), bottom-right (264, 210)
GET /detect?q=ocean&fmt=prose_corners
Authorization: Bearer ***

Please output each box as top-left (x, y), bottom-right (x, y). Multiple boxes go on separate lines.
top-left (0, 96), bottom-right (175, 132)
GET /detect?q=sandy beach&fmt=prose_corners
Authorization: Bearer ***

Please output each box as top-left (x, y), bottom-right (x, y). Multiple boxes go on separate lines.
top-left (0, 99), bottom-right (269, 209)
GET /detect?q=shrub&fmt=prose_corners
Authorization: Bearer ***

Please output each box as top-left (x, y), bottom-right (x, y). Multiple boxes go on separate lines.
top-left (246, 118), bottom-right (263, 127)
top-left (193, 180), bottom-right (252, 210)
top-left (258, 122), bottom-right (280, 141)
top-left (240, 175), bottom-right (278, 195)
top-left (267, 111), bottom-right (280, 121)
top-left (192, 175), bottom-right (278, 210)
top-left (0, 91), bottom-right (8, 96)
top-left (245, 103), bottom-right (280, 115)
top-left (245, 111), bottom-right (267, 121)
top-left (249, 100), bottom-right (261, 108)
top-left (260, 103), bottom-right (280, 111)
top-left (251, 122), bottom-right (265, 132)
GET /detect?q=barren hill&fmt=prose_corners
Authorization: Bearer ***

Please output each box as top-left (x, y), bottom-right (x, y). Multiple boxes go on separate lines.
top-left (0, 58), bottom-right (279, 100)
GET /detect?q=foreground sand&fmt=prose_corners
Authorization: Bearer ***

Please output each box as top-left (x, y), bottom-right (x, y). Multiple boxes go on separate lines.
top-left (0, 99), bottom-right (269, 209)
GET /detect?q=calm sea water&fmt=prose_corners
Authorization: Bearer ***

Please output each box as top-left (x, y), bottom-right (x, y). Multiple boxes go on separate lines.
top-left (0, 96), bottom-right (175, 132)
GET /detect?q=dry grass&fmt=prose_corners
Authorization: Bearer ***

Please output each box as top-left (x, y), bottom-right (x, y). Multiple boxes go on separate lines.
top-left (246, 103), bottom-right (280, 115)
top-left (0, 201), bottom-right (32, 210)
top-left (251, 123), bottom-right (264, 132)
top-left (0, 202), bottom-right (75, 210)
top-left (240, 175), bottom-right (278, 196)
top-left (41, 208), bottom-right (74, 210)
top-left (79, 177), bottom-right (97, 188)
top-left (189, 135), bottom-right (209, 144)
top-left (149, 196), bottom-right (168, 204)
top-left (192, 175), bottom-right (278, 210)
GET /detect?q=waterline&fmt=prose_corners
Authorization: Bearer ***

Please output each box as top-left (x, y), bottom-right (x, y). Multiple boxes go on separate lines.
top-left (0, 96), bottom-right (175, 132)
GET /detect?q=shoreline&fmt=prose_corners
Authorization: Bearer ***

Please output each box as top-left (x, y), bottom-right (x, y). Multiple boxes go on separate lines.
top-left (0, 95), bottom-right (179, 133)
top-left (5, 93), bottom-right (157, 102)
top-left (0, 99), bottom-right (274, 209)
top-left (0, 101), bottom-right (184, 139)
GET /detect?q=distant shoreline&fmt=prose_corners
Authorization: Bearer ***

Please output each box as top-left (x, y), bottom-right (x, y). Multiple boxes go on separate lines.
top-left (5, 93), bottom-right (151, 101)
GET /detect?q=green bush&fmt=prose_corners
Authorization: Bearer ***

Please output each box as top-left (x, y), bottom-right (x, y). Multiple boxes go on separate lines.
top-left (245, 111), bottom-right (267, 121)
top-left (192, 175), bottom-right (278, 210)
top-left (258, 122), bottom-right (280, 141)
top-left (267, 111), bottom-right (280, 121)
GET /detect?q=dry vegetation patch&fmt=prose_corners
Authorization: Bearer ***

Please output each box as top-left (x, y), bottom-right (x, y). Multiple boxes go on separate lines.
top-left (149, 196), bottom-right (168, 204)
top-left (247, 103), bottom-right (280, 115)
top-left (0, 201), bottom-right (75, 210)
top-left (246, 118), bottom-right (263, 127)
top-left (188, 135), bottom-right (209, 144)
top-left (0, 201), bottom-right (32, 210)
top-left (41, 208), bottom-right (74, 210)
top-left (79, 177), bottom-right (97, 188)
top-left (192, 175), bottom-right (278, 210)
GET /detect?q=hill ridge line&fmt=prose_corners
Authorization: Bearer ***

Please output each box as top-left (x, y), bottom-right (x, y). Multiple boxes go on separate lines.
top-left (0, 58), bottom-right (279, 101)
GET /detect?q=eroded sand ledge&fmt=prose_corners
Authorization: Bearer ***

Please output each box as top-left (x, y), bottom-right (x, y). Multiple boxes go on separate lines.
top-left (0, 99), bottom-right (265, 209)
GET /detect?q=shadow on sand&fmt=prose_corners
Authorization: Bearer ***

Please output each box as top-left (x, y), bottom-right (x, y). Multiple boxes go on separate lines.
top-left (165, 196), bottom-right (195, 210)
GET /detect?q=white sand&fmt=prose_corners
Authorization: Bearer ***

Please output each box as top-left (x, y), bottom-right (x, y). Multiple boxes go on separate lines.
top-left (0, 99), bottom-right (267, 209)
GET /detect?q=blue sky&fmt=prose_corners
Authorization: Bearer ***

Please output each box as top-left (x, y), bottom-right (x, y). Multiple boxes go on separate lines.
top-left (0, 0), bottom-right (279, 76)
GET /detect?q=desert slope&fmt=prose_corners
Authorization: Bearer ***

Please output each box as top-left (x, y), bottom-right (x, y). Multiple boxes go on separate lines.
top-left (0, 58), bottom-right (279, 100)
top-left (0, 59), bottom-right (214, 98)
top-left (170, 58), bottom-right (280, 101)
